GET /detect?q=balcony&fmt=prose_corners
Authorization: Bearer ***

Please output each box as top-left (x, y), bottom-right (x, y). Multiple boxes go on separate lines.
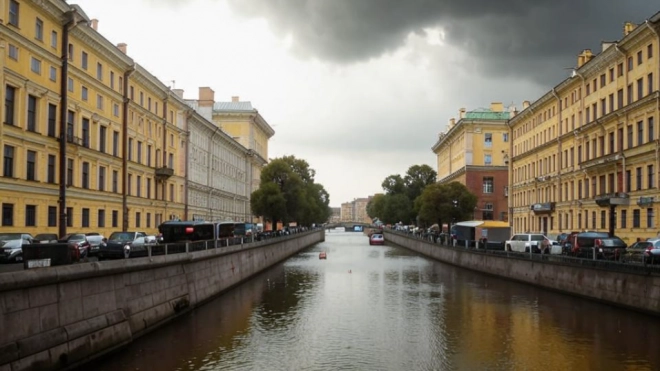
top-left (595, 192), bottom-right (630, 207)
top-left (66, 134), bottom-right (83, 146)
top-left (155, 166), bottom-right (174, 180)
top-left (579, 153), bottom-right (621, 171)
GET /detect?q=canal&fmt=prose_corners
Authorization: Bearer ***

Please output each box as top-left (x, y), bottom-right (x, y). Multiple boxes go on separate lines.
top-left (86, 232), bottom-right (660, 370)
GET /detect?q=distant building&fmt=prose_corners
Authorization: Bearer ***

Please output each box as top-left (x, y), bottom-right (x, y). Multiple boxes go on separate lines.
top-left (432, 102), bottom-right (515, 222)
top-left (329, 207), bottom-right (341, 223)
top-left (339, 197), bottom-right (374, 223)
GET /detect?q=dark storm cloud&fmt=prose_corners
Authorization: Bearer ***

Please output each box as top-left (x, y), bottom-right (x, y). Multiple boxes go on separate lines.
top-left (226, 0), bottom-right (659, 85)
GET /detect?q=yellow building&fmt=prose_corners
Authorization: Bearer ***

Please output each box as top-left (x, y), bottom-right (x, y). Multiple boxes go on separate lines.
top-left (0, 1), bottom-right (185, 236)
top-left (432, 103), bottom-right (513, 221)
top-left (509, 13), bottom-right (660, 243)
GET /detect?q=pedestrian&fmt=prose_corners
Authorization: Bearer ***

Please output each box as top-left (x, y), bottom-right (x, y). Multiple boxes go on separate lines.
top-left (541, 237), bottom-right (551, 254)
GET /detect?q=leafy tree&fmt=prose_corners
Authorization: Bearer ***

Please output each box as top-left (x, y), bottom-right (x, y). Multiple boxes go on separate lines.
top-left (403, 165), bottom-right (437, 203)
top-left (382, 194), bottom-right (413, 225)
top-left (366, 194), bottom-right (385, 220)
top-left (251, 182), bottom-right (287, 226)
top-left (416, 181), bottom-right (477, 229)
top-left (381, 175), bottom-right (405, 195)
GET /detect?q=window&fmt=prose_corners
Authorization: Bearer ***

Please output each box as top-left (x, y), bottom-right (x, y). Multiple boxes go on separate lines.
top-left (484, 154), bottom-right (492, 165)
top-left (139, 91), bottom-right (144, 105)
top-left (112, 170), bottom-right (118, 193)
top-left (137, 142), bottom-right (142, 164)
top-left (633, 209), bottom-right (641, 228)
top-left (82, 208), bottom-right (90, 228)
top-left (621, 209), bottom-right (627, 228)
top-left (67, 77), bottom-right (74, 92)
top-left (147, 178), bottom-right (151, 199)
top-left (636, 167), bottom-right (642, 191)
top-left (136, 212), bottom-right (141, 228)
top-left (96, 62), bottom-right (103, 80)
top-left (627, 124), bottom-right (633, 149)
top-left (617, 89), bottom-right (624, 109)
top-left (68, 43), bottom-right (73, 61)
top-left (97, 95), bottom-right (103, 110)
top-left (5, 86), bottom-right (16, 125)
top-left (503, 133), bottom-right (508, 142)
top-left (81, 51), bottom-right (88, 69)
top-left (27, 95), bottom-right (37, 132)
top-left (648, 208), bottom-right (655, 228)
top-left (128, 174), bottom-right (132, 196)
top-left (3, 145), bottom-right (14, 178)
top-left (51, 31), bottom-right (57, 48)
top-left (637, 121), bottom-right (644, 146)
top-left (649, 164), bottom-right (655, 189)
top-left (110, 71), bottom-right (115, 89)
top-left (82, 118), bottom-right (90, 148)
top-left (617, 62), bottom-right (623, 77)
top-left (47, 155), bottom-right (55, 183)
top-left (626, 170), bottom-right (632, 192)
top-left (637, 50), bottom-right (643, 65)
top-left (649, 73), bottom-right (654, 94)
top-left (650, 117), bottom-right (655, 143)
top-left (49, 66), bottom-right (56, 81)
top-left (113, 131), bottom-right (119, 156)
top-left (98, 209), bottom-right (105, 228)
top-left (8, 0), bottom-right (19, 27)
top-left (99, 166), bottom-right (106, 191)
top-left (168, 153), bottom-right (174, 168)
top-left (609, 68), bottom-right (614, 82)
top-left (600, 98), bottom-right (606, 116)
top-left (82, 86), bottom-right (88, 101)
top-left (169, 184), bottom-right (174, 202)
top-left (600, 74), bottom-right (606, 87)
top-left (483, 177), bottom-right (494, 193)
top-left (137, 176), bottom-right (142, 197)
top-left (8, 44), bottom-right (18, 60)
top-left (67, 110), bottom-right (74, 142)
top-left (99, 126), bottom-right (107, 153)
top-left (128, 138), bottom-right (133, 160)
top-left (82, 162), bottom-right (89, 189)
top-left (146, 145), bottom-right (152, 166)
top-left (147, 213), bottom-right (151, 228)
top-left (649, 44), bottom-right (654, 59)
top-left (628, 56), bottom-right (633, 71)
top-left (25, 205), bottom-right (36, 227)
top-left (484, 133), bottom-right (492, 147)
top-left (26, 150), bottom-right (36, 181)
top-left (48, 206), bottom-right (57, 227)
top-left (112, 210), bottom-right (118, 228)
top-left (148, 97), bottom-right (151, 110)
top-left (637, 78), bottom-right (644, 99)
top-left (66, 158), bottom-right (73, 186)
top-left (600, 210), bottom-right (606, 230)
top-left (2, 204), bottom-right (14, 226)
top-left (35, 18), bottom-right (43, 41)
top-left (113, 103), bottom-right (119, 117)
top-left (30, 57), bottom-right (41, 74)
top-left (118, 76), bottom-right (123, 91)
top-left (130, 86), bottom-right (134, 100)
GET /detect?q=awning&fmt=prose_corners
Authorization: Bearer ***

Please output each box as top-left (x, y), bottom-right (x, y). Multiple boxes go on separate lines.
top-left (455, 221), bottom-right (483, 227)
top-left (480, 221), bottom-right (510, 228)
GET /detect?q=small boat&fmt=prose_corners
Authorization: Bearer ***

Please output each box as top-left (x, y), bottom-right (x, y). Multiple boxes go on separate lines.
top-left (319, 251), bottom-right (327, 259)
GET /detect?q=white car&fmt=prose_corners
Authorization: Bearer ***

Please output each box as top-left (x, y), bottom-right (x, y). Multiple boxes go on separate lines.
top-left (505, 234), bottom-right (546, 253)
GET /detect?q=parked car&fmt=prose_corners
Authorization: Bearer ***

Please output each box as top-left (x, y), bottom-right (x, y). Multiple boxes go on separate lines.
top-left (624, 240), bottom-right (654, 263)
top-left (99, 231), bottom-right (152, 259)
top-left (58, 233), bottom-right (92, 260)
top-left (641, 238), bottom-right (660, 264)
top-left (369, 233), bottom-right (385, 245)
top-left (565, 231), bottom-right (627, 260)
top-left (34, 233), bottom-right (59, 244)
top-left (505, 234), bottom-right (546, 253)
top-left (86, 234), bottom-right (106, 257)
top-left (0, 233), bottom-right (35, 263)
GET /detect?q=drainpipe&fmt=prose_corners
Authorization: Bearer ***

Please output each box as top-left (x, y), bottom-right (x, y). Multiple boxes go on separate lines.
top-left (551, 88), bottom-right (562, 235)
top-left (58, 10), bottom-right (84, 238)
top-left (122, 64), bottom-right (136, 231)
top-left (183, 110), bottom-right (193, 221)
top-left (206, 126), bottom-right (221, 221)
top-left (506, 119), bottom-right (513, 233)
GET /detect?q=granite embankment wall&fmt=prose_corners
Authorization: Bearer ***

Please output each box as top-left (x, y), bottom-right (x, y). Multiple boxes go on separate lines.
top-left (0, 230), bottom-right (324, 371)
top-left (385, 231), bottom-right (660, 316)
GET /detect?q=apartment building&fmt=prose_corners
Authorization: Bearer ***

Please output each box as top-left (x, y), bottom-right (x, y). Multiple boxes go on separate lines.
top-left (0, 1), bottom-right (267, 235)
top-left (432, 102), bottom-right (513, 221)
top-left (508, 14), bottom-right (660, 242)
top-left (339, 197), bottom-right (373, 224)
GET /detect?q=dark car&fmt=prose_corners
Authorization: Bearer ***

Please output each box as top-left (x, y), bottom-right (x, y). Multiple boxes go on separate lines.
top-left (99, 231), bottom-right (151, 259)
top-left (58, 233), bottom-right (92, 260)
top-left (0, 233), bottom-right (35, 263)
top-left (86, 234), bottom-right (106, 256)
top-left (34, 233), bottom-right (59, 244)
top-left (566, 231), bottom-right (627, 260)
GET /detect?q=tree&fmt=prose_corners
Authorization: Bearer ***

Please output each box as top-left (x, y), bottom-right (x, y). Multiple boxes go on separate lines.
top-left (382, 194), bottom-right (413, 225)
top-left (416, 181), bottom-right (477, 229)
top-left (366, 194), bottom-right (385, 220)
top-left (403, 165), bottom-right (437, 203)
top-left (250, 182), bottom-right (287, 226)
top-left (381, 175), bottom-right (405, 195)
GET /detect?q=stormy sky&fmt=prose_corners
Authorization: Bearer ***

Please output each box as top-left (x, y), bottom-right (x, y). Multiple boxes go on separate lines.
top-left (72, 0), bottom-right (658, 206)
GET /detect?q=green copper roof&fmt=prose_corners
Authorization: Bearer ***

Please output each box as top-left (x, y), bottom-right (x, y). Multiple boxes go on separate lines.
top-left (464, 110), bottom-right (510, 120)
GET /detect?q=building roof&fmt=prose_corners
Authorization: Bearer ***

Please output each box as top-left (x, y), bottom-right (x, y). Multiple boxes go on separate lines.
top-left (464, 109), bottom-right (511, 120)
top-left (213, 101), bottom-right (255, 112)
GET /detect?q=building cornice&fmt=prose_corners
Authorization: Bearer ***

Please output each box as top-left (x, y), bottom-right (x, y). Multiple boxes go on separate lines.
top-left (70, 27), bottom-right (133, 71)
top-left (189, 112), bottom-right (249, 155)
top-left (132, 64), bottom-right (169, 99)
top-left (432, 118), bottom-right (508, 152)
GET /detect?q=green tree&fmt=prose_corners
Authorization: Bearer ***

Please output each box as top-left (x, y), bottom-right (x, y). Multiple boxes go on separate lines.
top-left (381, 175), bottom-right (405, 195)
top-left (403, 164), bottom-right (437, 203)
top-left (416, 181), bottom-right (477, 228)
top-left (366, 194), bottom-right (385, 221)
top-left (250, 182), bottom-right (287, 226)
top-left (382, 193), bottom-right (413, 225)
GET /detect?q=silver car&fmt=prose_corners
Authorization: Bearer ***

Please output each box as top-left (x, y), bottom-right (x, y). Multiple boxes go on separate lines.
top-left (0, 233), bottom-right (35, 263)
top-left (643, 238), bottom-right (660, 264)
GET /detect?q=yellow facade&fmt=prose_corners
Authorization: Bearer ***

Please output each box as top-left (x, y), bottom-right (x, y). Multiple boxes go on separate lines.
top-left (509, 16), bottom-right (660, 243)
top-left (0, 1), bottom-right (186, 236)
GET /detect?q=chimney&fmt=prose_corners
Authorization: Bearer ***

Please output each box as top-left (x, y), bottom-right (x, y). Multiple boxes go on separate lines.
top-left (459, 108), bottom-right (466, 119)
top-left (490, 102), bottom-right (504, 112)
top-left (117, 43), bottom-right (127, 54)
top-left (449, 118), bottom-right (455, 127)
top-left (623, 22), bottom-right (637, 36)
top-left (231, 96), bottom-right (240, 102)
top-left (90, 19), bottom-right (98, 31)
top-left (576, 49), bottom-right (594, 68)
top-left (172, 89), bottom-right (184, 99)
top-left (601, 41), bottom-right (616, 52)
top-left (522, 100), bottom-right (530, 109)
top-left (198, 87), bottom-right (215, 108)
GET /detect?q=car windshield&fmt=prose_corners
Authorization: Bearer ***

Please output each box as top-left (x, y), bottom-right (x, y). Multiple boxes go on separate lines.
top-left (61, 234), bottom-right (85, 241)
top-left (372, 234), bottom-right (383, 238)
top-left (632, 242), bottom-right (653, 249)
top-left (109, 232), bottom-right (136, 242)
top-left (0, 233), bottom-right (24, 241)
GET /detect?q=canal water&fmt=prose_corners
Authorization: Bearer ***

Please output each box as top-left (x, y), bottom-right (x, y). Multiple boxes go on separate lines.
top-left (88, 232), bottom-right (660, 371)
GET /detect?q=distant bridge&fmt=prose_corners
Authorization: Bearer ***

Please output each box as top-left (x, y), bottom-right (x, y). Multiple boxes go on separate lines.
top-left (325, 221), bottom-right (375, 231)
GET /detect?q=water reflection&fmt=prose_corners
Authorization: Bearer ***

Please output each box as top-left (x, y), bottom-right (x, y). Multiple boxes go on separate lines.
top-left (88, 232), bottom-right (660, 371)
